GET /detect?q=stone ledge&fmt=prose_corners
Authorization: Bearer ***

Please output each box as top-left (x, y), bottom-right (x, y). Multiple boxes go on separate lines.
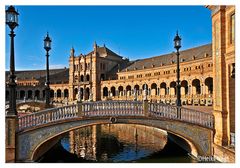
top-left (213, 143), bottom-right (235, 163)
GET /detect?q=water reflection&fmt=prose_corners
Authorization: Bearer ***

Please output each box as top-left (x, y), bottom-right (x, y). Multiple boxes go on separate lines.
top-left (62, 124), bottom-right (168, 162)
top-left (39, 124), bottom-right (197, 163)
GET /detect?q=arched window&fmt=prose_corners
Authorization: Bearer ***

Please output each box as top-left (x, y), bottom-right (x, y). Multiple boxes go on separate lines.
top-left (103, 87), bottom-right (108, 97)
top-left (192, 79), bottom-right (201, 94)
top-left (57, 89), bottom-right (62, 98)
top-left (64, 89), bottom-right (69, 98)
top-left (111, 87), bottom-right (116, 96)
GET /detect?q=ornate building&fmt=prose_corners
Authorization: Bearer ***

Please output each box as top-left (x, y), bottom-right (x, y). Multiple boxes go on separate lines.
top-left (206, 5), bottom-right (235, 148)
top-left (6, 42), bottom-right (214, 106)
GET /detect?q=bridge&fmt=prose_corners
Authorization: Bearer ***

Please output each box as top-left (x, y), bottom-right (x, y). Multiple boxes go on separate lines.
top-left (12, 100), bottom-right (214, 162)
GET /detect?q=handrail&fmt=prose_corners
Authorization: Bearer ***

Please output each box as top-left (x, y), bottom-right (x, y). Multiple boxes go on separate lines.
top-left (148, 103), bottom-right (214, 129)
top-left (17, 100), bottom-right (214, 131)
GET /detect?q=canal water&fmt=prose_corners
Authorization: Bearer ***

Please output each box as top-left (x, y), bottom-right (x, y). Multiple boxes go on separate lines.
top-left (38, 124), bottom-right (197, 163)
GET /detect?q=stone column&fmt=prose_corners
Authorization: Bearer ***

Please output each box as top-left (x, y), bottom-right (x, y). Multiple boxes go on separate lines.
top-left (5, 115), bottom-right (17, 162)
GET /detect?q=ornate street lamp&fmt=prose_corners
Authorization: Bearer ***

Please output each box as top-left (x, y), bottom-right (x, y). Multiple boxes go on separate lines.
top-left (6, 5), bottom-right (19, 116)
top-left (44, 32), bottom-right (52, 108)
top-left (174, 31), bottom-right (182, 107)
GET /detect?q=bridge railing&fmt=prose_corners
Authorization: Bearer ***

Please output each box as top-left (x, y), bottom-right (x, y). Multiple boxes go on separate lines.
top-left (17, 100), bottom-right (214, 131)
top-left (81, 101), bottom-right (144, 117)
top-left (18, 104), bottom-right (78, 131)
top-left (148, 102), bottom-right (214, 129)
top-left (18, 101), bottom-right (144, 131)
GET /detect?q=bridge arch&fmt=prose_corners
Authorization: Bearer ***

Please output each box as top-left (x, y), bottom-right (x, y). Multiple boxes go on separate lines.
top-left (17, 117), bottom-right (212, 162)
top-left (30, 121), bottom-right (199, 162)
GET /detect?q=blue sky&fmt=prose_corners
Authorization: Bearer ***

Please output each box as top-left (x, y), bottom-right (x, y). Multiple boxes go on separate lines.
top-left (5, 6), bottom-right (212, 70)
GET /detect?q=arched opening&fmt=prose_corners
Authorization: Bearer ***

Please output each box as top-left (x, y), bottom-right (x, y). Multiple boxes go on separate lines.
top-left (20, 90), bottom-right (25, 99)
top-left (30, 122), bottom-right (199, 162)
top-left (57, 89), bottom-right (62, 98)
top-left (80, 75), bottom-right (84, 82)
top-left (192, 79), bottom-right (201, 95)
top-left (86, 74), bottom-right (90, 81)
top-left (74, 88), bottom-right (78, 100)
top-left (118, 86), bottom-right (123, 96)
top-left (42, 90), bottom-right (45, 99)
top-left (35, 90), bottom-right (40, 100)
top-left (27, 90), bottom-right (33, 99)
top-left (205, 77), bottom-right (213, 94)
top-left (86, 88), bottom-right (90, 100)
top-left (134, 85), bottom-right (140, 95)
top-left (181, 80), bottom-right (188, 95)
top-left (160, 82), bottom-right (167, 95)
top-left (151, 83), bottom-right (157, 96)
top-left (6, 90), bottom-right (10, 101)
top-left (111, 87), bottom-right (116, 96)
top-left (80, 88), bottom-right (84, 100)
top-left (142, 84), bottom-right (148, 95)
top-left (64, 89), bottom-right (69, 98)
top-left (100, 74), bottom-right (105, 81)
top-left (170, 81), bottom-right (176, 95)
top-left (126, 85), bottom-right (131, 96)
top-left (50, 90), bottom-right (54, 98)
top-left (103, 87), bottom-right (108, 97)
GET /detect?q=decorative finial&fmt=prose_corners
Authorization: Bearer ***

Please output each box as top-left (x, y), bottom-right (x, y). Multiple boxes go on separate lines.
top-left (70, 46), bottom-right (75, 57)
top-left (93, 41), bottom-right (98, 52)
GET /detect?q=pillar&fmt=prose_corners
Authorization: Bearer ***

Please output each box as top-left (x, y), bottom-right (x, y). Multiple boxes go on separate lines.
top-left (5, 115), bottom-right (17, 162)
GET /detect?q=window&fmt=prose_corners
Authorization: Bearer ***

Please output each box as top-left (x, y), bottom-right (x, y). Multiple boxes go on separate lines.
top-left (230, 13), bottom-right (235, 44)
top-left (128, 75), bottom-right (134, 79)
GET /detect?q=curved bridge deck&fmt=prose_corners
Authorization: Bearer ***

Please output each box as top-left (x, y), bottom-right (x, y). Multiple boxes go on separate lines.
top-left (16, 100), bottom-right (214, 161)
top-left (18, 100), bottom-right (214, 131)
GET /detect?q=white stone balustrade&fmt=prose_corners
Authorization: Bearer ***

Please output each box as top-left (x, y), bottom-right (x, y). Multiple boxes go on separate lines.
top-left (18, 100), bottom-right (214, 131)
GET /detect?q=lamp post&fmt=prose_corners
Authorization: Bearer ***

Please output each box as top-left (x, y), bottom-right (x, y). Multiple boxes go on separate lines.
top-left (5, 5), bottom-right (19, 162)
top-left (174, 31), bottom-right (182, 108)
top-left (44, 32), bottom-right (52, 108)
top-left (6, 6), bottom-right (19, 116)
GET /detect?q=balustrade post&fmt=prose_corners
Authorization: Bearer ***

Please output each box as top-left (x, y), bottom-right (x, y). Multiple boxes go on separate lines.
top-left (177, 106), bottom-right (181, 119)
top-left (77, 102), bottom-right (83, 117)
top-left (143, 100), bottom-right (149, 117)
top-left (89, 102), bottom-right (93, 113)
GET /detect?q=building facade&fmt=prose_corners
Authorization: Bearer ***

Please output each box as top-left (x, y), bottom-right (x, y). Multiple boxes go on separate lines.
top-left (207, 5), bottom-right (235, 147)
top-left (6, 42), bottom-right (214, 107)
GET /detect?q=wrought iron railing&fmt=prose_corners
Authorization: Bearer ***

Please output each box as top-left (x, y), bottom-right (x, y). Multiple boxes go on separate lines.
top-left (17, 100), bottom-right (214, 131)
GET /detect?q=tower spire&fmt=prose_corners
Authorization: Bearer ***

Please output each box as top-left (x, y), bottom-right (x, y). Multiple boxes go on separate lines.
top-left (94, 41), bottom-right (97, 51)
top-left (70, 46), bottom-right (75, 57)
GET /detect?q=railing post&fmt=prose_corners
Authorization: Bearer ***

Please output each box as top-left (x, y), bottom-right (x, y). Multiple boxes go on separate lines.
top-left (143, 100), bottom-right (149, 117)
top-left (77, 101), bottom-right (83, 117)
top-left (177, 106), bottom-right (181, 119)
